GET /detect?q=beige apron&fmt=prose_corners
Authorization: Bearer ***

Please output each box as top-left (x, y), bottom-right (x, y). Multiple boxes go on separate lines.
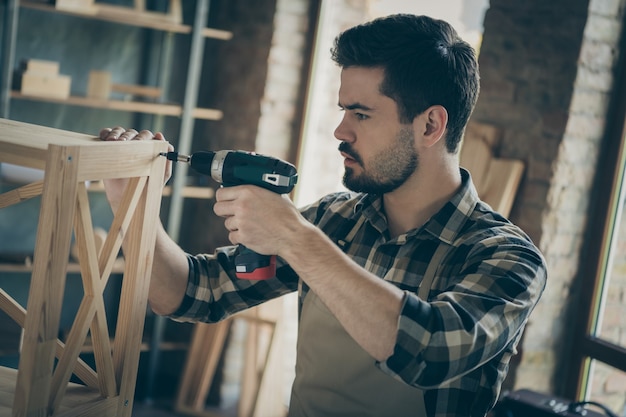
top-left (287, 289), bottom-right (427, 417)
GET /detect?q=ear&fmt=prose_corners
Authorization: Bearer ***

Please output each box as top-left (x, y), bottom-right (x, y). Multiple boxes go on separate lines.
top-left (415, 105), bottom-right (448, 148)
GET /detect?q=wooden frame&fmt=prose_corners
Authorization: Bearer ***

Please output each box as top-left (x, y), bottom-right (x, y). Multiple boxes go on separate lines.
top-left (175, 314), bottom-right (277, 417)
top-left (0, 118), bottom-right (167, 416)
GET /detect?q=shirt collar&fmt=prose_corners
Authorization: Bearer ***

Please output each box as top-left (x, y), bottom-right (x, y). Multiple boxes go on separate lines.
top-left (422, 168), bottom-right (480, 244)
top-left (353, 168), bottom-right (480, 244)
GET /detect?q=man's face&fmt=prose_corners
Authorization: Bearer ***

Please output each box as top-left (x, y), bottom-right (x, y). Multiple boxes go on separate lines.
top-left (335, 67), bottom-right (418, 194)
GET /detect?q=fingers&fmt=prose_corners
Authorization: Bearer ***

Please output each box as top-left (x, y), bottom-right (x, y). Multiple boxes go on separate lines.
top-left (99, 126), bottom-right (163, 142)
top-left (224, 216), bottom-right (238, 232)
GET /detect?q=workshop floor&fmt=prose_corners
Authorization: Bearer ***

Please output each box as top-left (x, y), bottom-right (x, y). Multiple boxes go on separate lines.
top-left (132, 401), bottom-right (237, 417)
top-left (132, 402), bottom-right (186, 417)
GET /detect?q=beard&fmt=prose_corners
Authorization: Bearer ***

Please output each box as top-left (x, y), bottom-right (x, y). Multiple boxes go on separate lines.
top-left (341, 127), bottom-right (418, 194)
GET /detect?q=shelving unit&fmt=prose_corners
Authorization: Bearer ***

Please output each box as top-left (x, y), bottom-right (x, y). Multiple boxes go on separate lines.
top-left (9, 91), bottom-right (224, 120)
top-left (0, 0), bottom-right (230, 410)
top-left (0, 0), bottom-right (230, 217)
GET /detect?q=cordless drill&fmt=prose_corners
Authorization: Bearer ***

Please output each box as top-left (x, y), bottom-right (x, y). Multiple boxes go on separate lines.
top-left (160, 149), bottom-right (298, 280)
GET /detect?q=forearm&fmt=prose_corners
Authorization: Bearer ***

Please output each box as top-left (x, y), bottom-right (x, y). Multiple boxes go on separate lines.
top-left (146, 222), bottom-right (189, 316)
top-left (280, 223), bottom-right (404, 361)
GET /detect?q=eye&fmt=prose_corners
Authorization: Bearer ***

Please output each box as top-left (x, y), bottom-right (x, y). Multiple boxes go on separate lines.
top-left (355, 112), bottom-right (369, 121)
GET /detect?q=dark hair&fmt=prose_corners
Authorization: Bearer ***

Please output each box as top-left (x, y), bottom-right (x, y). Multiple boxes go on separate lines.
top-left (330, 14), bottom-right (480, 153)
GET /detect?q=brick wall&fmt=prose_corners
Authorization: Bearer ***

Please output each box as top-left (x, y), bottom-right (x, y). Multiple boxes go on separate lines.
top-left (473, 0), bottom-right (626, 401)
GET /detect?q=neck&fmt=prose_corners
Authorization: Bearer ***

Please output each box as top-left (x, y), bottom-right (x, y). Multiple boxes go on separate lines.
top-left (383, 156), bottom-right (461, 237)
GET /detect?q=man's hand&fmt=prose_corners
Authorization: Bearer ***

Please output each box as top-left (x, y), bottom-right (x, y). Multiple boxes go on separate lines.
top-left (99, 126), bottom-right (173, 212)
top-left (213, 185), bottom-right (309, 257)
top-left (99, 126), bottom-right (188, 315)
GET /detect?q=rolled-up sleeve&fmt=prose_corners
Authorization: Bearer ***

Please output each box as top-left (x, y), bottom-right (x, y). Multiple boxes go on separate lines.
top-left (168, 248), bottom-right (298, 323)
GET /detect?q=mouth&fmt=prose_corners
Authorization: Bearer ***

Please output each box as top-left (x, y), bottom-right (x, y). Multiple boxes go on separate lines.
top-left (341, 151), bottom-right (355, 161)
top-left (340, 152), bottom-right (359, 168)
top-left (339, 143), bottom-right (360, 166)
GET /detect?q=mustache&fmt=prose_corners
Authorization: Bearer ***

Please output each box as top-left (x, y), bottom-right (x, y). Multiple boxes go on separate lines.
top-left (338, 142), bottom-right (362, 164)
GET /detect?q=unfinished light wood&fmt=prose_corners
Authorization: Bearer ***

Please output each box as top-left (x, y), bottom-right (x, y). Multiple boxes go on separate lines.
top-left (10, 92), bottom-right (224, 121)
top-left (21, 1), bottom-right (232, 39)
top-left (0, 118), bottom-right (167, 417)
top-left (110, 83), bottom-right (162, 99)
top-left (175, 314), bottom-right (277, 417)
top-left (460, 121), bottom-right (525, 217)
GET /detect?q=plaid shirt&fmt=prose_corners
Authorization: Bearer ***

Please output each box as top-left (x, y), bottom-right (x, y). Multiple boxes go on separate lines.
top-left (170, 169), bottom-right (547, 417)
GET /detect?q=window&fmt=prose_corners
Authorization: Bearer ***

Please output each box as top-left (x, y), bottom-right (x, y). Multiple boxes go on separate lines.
top-left (567, 23), bottom-right (626, 415)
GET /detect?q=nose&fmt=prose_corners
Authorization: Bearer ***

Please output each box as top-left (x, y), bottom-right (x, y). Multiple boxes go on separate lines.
top-left (334, 114), bottom-right (354, 143)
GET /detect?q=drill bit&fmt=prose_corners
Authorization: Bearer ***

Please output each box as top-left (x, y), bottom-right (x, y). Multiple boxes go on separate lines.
top-left (159, 151), bottom-right (190, 163)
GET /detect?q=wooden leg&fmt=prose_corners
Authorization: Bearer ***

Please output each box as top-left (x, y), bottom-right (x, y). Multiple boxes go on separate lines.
top-left (113, 159), bottom-right (165, 417)
top-left (14, 145), bottom-right (80, 416)
top-left (238, 314), bottom-right (277, 417)
top-left (175, 320), bottom-right (233, 415)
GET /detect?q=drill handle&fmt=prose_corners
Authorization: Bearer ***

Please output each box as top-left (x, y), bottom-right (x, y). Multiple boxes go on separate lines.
top-left (235, 245), bottom-right (276, 280)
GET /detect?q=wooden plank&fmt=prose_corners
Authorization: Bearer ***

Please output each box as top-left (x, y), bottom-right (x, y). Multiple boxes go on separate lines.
top-left (175, 313), bottom-right (280, 417)
top-left (238, 307), bottom-right (279, 417)
top-left (21, 1), bottom-right (233, 39)
top-left (0, 181), bottom-right (43, 209)
top-left (14, 144), bottom-right (80, 415)
top-left (459, 121), bottom-right (525, 217)
top-left (97, 3), bottom-right (180, 25)
top-left (459, 134), bottom-right (492, 192)
top-left (201, 28), bottom-right (233, 41)
top-left (169, 0), bottom-right (182, 24)
top-left (464, 121), bottom-right (502, 148)
top-left (237, 312), bottom-right (276, 417)
top-left (57, 396), bottom-right (117, 417)
top-left (0, 118), bottom-right (167, 182)
top-left (55, 0), bottom-right (97, 14)
top-left (175, 321), bottom-right (232, 411)
top-left (0, 289), bottom-right (27, 327)
top-left (0, 366), bottom-right (111, 417)
top-left (482, 159), bottom-right (525, 216)
top-left (98, 177), bottom-right (147, 284)
top-left (9, 93), bottom-right (225, 122)
top-left (89, 181), bottom-right (216, 199)
top-left (112, 155), bottom-right (166, 417)
top-left (192, 107), bottom-right (225, 120)
top-left (110, 83), bottom-right (161, 98)
top-left (0, 289), bottom-right (99, 390)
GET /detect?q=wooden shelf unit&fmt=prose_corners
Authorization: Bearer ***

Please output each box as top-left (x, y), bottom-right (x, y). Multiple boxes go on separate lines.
top-left (0, 0), bottom-right (227, 236)
top-left (20, 1), bottom-right (233, 40)
top-left (0, 117), bottom-right (168, 417)
top-left (10, 92), bottom-right (224, 121)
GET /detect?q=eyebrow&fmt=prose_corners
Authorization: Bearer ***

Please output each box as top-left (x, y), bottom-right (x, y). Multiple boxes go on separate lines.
top-left (338, 101), bottom-right (374, 111)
